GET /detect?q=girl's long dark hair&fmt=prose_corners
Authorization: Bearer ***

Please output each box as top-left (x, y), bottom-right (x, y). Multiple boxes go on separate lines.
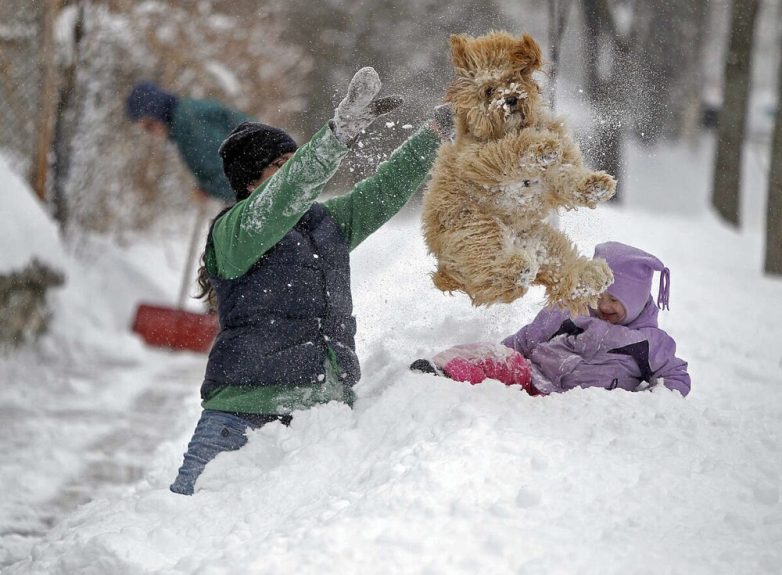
top-left (195, 252), bottom-right (212, 302)
top-left (195, 186), bottom-right (253, 306)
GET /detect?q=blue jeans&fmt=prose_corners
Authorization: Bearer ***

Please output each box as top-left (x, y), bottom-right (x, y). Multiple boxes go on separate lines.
top-left (170, 410), bottom-right (256, 495)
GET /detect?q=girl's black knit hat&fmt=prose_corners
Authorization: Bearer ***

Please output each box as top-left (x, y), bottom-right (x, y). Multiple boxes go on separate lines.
top-left (219, 122), bottom-right (298, 198)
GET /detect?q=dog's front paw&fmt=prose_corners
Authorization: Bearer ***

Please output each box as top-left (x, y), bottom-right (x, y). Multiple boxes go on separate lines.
top-left (523, 140), bottom-right (562, 168)
top-left (578, 172), bottom-right (616, 207)
top-left (537, 150), bottom-right (561, 167)
top-left (547, 258), bottom-right (613, 315)
top-left (570, 259), bottom-right (613, 308)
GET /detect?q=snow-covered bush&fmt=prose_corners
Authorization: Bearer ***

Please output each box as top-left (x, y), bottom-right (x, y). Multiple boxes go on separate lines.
top-left (0, 154), bottom-right (66, 347)
top-left (0, 260), bottom-right (64, 347)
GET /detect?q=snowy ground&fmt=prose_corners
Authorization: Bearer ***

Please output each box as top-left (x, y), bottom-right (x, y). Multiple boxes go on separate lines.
top-left (2, 130), bottom-right (781, 573)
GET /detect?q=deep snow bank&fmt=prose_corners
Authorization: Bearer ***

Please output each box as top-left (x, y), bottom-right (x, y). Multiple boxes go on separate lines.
top-left (0, 154), bottom-right (211, 566)
top-left (10, 205), bottom-right (782, 575)
top-left (0, 154), bottom-right (65, 274)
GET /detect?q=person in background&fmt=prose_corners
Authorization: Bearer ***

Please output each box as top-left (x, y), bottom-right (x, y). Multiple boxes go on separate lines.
top-left (170, 67), bottom-right (451, 495)
top-left (412, 242), bottom-right (691, 398)
top-left (126, 81), bottom-right (250, 204)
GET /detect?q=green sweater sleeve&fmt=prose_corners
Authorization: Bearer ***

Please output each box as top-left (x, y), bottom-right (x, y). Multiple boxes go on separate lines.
top-left (323, 126), bottom-right (440, 251)
top-left (209, 124), bottom-right (349, 279)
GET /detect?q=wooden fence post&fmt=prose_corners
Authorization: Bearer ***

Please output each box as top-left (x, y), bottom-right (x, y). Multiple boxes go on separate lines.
top-left (30, 0), bottom-right (61, 203)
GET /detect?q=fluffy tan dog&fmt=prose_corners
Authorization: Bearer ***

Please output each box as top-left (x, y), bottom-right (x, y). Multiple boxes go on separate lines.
top-left (422, 31), bottom-right (617, 313)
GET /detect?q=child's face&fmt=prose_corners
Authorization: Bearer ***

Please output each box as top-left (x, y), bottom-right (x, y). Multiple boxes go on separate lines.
top-left (595, 293), bottom-right (626, 325)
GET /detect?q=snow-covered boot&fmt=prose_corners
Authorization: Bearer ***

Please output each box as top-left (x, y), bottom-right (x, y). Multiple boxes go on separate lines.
top-left (410, 359), bottom-right (442, 376)
top-left (331, 67), bottom-right (403, 145)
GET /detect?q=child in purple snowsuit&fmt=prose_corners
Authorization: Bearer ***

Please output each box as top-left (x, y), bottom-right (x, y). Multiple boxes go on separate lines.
top-left (417, 242), bottom-right (691, 397)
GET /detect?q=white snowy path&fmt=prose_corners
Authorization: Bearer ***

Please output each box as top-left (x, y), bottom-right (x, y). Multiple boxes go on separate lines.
top-left (2, 136), bottom-right (782, 573)
top-left (0, 224), bottom-right (207, 567)
top-left (1, 350), bottom-right (199, 543)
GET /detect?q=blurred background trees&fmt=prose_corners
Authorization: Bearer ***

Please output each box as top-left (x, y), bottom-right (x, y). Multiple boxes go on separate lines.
top-left (2, 0), bottom-right (311, 233)
top-left (766, 51), bottom-right (782, 274)
top-left (711, 0), bottom-right (760, 227)
top-left (0, 0), bottom-right (780, 271)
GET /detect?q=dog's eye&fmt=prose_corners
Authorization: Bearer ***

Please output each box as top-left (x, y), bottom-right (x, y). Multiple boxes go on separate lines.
top-left (522, 180), bottom-right (531, 187)
top-left (483, 86), bottom-right (495, 99)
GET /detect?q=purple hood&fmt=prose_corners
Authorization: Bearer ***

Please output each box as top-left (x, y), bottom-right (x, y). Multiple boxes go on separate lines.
top-left (593, 241), bottom-right (670, 325)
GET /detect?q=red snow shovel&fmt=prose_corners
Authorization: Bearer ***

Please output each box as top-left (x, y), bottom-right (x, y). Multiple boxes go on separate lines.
top-left (132, 203), bottom-right (219, 353)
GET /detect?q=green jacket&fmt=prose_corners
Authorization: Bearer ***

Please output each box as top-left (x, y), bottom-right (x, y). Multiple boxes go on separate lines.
top-left (201, 123), bottom-right (440, 415)
top-left (169, 98), bottom-right (250, 203)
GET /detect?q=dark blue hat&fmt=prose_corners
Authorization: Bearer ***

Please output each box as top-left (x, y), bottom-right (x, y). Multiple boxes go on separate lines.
top-left (126, 81), bottom-right (177, 125)
top-left (219, 122), bottom-right (298, 198)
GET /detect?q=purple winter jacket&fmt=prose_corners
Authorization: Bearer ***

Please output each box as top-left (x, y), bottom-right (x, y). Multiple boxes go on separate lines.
top-left (501, 297), bottom-right (691, 396)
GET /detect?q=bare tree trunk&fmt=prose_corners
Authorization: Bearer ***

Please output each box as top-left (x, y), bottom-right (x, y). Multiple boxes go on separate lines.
top-left (31, 0), bottom-right (60, 203)
top-left (711, 0), bottom-right (760, 227)
top-left (581, 0), bottom-right (624, 201)
top-left (676, 0), bottom-right (709, 146)
top-left (51, 0), bottom-right (84, 228)
top-left (547, 0), bottom-right (574, 110)
top-left (765, 49), bottom-right (782, 275)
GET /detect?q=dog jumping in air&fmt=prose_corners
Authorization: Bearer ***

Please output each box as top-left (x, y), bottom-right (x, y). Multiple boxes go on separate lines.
top-left (422, 31), bottom-right (617, 313)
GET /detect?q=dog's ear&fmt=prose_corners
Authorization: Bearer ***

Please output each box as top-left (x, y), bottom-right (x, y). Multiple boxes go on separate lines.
top-left (450, 34), bottom-right (472, 73)
top-left (511, 34), bottom-right (543, 75)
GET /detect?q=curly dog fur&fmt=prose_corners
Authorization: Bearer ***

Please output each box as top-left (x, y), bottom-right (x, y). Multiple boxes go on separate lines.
top-left (422, 31), bottom-right (617, 313)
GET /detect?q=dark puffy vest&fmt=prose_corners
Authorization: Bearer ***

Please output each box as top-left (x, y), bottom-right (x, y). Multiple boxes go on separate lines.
top-left (200, 203), bottom-right (360, 400)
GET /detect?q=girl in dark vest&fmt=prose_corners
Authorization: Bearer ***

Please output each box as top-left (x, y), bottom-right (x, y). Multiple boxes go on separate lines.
top-left (171, 68), bottom-right (448, 495)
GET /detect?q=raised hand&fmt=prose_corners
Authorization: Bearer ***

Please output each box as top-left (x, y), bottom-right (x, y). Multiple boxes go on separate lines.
top-left (331, 67), bottom-right (403, 145)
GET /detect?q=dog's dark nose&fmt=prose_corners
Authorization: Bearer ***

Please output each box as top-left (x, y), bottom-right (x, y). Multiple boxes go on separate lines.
top-left (505, 96), bottom-right (518, 107)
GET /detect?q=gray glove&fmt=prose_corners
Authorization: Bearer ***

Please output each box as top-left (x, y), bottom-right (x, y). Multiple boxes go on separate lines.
top-left (432, 103), bottom-right (455, 141)
top-left (331, 67), bottom-right (403, 145)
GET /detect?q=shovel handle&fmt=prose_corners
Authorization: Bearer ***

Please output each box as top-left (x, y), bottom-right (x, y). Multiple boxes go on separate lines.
top-left (177, 203), bottom-right (210, 309)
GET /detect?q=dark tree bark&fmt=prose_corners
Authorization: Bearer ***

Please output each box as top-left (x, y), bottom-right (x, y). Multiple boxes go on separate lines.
top-left (581, 0), bottom-right (628, 201)
top-left (679, 0), bottom-right (709, 145)
top-left (31, 0), bottom-right (60, 203)
top-left (765, 49), bottom-right (782, 275)
top-left (711, 0), bottom-right (760, 227)
top-left (51, 0), bottom-right (84, 228)
top-left (547, 0), bottom-right (574, 110)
